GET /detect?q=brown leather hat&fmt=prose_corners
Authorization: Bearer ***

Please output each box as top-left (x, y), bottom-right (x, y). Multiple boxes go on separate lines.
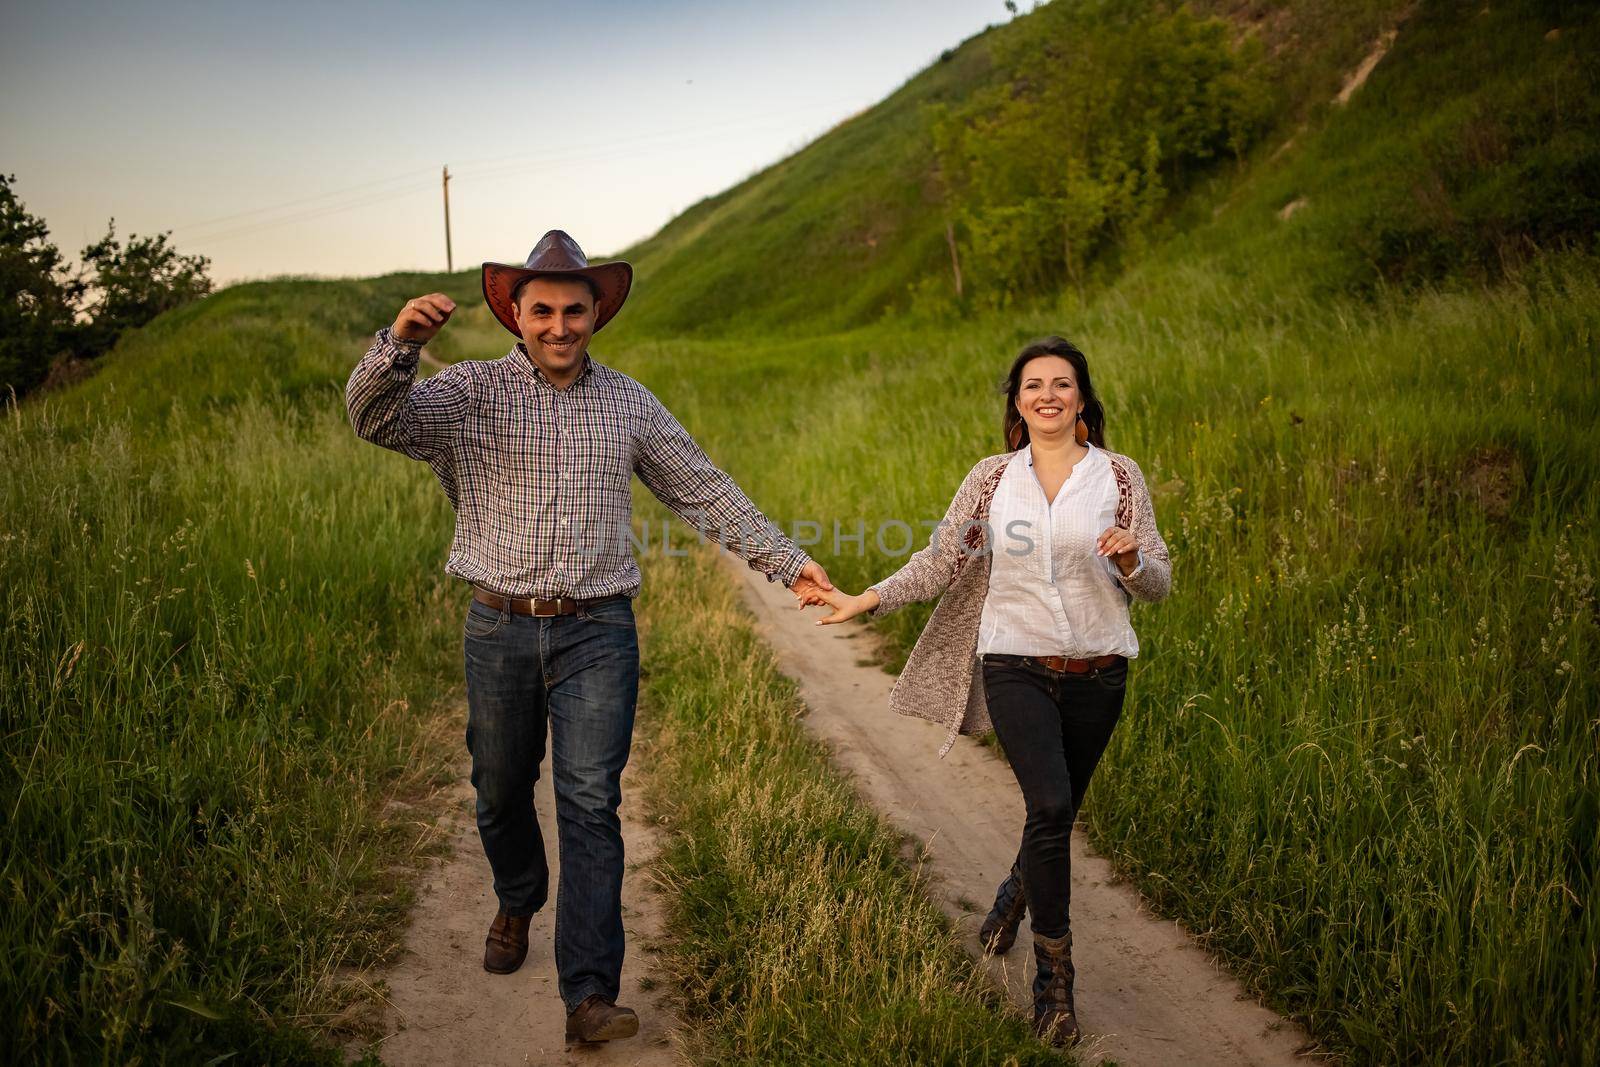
top-left (481, 230), bottom-right (633, 339)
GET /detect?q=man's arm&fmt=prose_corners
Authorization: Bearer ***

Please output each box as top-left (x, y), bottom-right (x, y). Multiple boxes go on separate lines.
top-left (634, 397), bottom-right (811, 587)
top-left (345, 296), bottom-right (469, 461)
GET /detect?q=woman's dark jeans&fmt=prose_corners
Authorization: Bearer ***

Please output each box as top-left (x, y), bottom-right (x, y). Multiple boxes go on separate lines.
top-left (461, 593), bottom-right (640, 1012)
top-left (980, 654), bottom-right (1128, 939)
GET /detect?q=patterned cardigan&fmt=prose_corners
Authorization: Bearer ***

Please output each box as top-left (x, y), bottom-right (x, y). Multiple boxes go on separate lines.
top-left (868, 449), bottom-right (1171, 756)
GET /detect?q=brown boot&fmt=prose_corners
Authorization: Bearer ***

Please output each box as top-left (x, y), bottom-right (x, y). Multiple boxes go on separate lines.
top-left (1031, 930), bottom-right (1080, 1047)
top-left (978, 859), bottom-right (1027, 955)
top-left (482, 909), bottom-right (532, 974)
top-left (565, 993), bottom-right (639, 1044)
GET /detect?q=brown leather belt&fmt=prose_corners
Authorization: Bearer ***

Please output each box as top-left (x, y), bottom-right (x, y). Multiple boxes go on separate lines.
top-left (472, 587), bottom-right (615, 617)
top-left (988, 653), bottom-right (1124, 675)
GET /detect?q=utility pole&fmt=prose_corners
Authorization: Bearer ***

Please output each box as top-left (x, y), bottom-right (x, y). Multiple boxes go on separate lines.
top-left (442, 165), bottom-right (454, 273)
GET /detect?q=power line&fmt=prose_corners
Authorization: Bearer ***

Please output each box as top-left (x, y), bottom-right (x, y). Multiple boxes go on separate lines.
top-left (181, 96), bottom-right (870, 249)
top-left (170, 168), bottom-right (438, 236)
top-left (187, 177), bottom-right (441, 245)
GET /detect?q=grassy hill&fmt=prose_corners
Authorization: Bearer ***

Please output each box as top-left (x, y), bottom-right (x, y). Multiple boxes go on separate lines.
top-left (5, 1), bottom-right (1597, 1063)
top-left (612, 0), bottom-right (1595, 337)
top-left (598, 3), bottom-right (1598, 1062)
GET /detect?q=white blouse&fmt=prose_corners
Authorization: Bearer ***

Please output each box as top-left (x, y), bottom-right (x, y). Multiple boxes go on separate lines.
top-left (976, 442), bottom-right (1145, 659)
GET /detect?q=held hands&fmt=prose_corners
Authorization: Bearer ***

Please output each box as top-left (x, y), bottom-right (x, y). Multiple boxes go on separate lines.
top-left (392, 293), bottom-right (456, 345)
top-left (788, 530), bottom-right (1133, 628)
top-left (789, 560), bottom-right (877, 625)
top-left (1096, 525), bottom-right (1140, 574)
top-left (797, 584), bottom-right (881, 626)
top-left (788, 560), bottom-right (835, 605)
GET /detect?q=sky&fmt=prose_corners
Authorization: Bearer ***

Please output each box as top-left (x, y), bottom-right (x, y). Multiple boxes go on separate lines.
top-left (1, 0), bottom-right (1004, 285)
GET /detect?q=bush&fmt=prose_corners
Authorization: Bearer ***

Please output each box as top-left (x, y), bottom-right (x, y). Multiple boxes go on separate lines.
top-left (0, 174), bottom-right (84, 398)
top-left (0, 175), bottom-right (212, 400)
top-left (927, 0), bottom-right (1271, 303)
top-left (76, 221), bottom-right (213, 357)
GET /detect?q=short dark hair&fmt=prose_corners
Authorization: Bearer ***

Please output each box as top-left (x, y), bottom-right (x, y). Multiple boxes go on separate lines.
top-left (512, 273), bottom-right (601, 310)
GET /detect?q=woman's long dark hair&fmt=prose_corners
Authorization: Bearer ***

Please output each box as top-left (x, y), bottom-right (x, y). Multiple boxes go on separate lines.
top-left (1002, 336), bottom-right (1107, 451)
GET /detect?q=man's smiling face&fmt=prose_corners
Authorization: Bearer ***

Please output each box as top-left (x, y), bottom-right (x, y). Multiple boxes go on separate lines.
top-left (512, 275), bottom-right (599, 383)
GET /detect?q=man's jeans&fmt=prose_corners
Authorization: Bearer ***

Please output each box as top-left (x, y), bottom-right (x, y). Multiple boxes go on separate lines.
top-left (462, 593), bottom-right (640, 1012)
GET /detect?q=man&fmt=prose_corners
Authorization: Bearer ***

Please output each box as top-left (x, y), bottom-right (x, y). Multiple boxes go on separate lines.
top-left (344, 230), bottom-right (832, 1044)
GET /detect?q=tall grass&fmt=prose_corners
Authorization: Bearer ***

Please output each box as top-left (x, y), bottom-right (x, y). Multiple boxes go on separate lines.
top-left (5, 6), bottom-right (1593, 1061)
top-left (631, 525), bottom-right (1069, 1066)
top-left (1, 277), bottom-right (476, 1062)
top-left (600, 250), bottom-right (1600, 1063)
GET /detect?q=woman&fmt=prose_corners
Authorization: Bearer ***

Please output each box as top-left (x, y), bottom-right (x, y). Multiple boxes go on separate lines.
top-left (802, 336), bottom-right (1171, 1047)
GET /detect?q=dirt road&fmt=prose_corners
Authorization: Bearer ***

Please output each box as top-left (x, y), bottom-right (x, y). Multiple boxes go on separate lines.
top-left (372, 748), bottom-right (680, 1066)
top-left (725, 553), bottom-right (1318, 1066)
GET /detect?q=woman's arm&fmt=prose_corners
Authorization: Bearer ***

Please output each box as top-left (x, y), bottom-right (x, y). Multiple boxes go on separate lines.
top-left (1111, 457), bottom-right (1171, 603)
top-left (807, 584), bottom-right (881, 626)
top-left (865, 461), bottom-right (990, 616)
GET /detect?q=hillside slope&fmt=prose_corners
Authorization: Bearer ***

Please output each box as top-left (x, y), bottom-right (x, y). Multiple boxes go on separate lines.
top-left (612, 0), bottom-right (1595, 338)
top-left (612, 26), bottom-right (994, 336)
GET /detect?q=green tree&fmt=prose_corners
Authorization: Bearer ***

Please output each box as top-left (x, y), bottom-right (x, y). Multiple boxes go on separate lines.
top-left (76, 220), bottom-right (212, 357)
top-left (1, 176), bottom-right (215, 401)
top-left (928, 0), bottom-right (1270, 304)
top-left (0, 174), bottom-right (84, 398)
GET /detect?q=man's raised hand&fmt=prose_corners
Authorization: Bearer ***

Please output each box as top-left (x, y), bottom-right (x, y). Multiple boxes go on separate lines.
top-left (392, 294), bottom-right (456, 344)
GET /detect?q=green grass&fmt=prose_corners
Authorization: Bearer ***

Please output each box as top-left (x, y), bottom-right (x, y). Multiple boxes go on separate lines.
top-left (593, 248), bottom-right (1599, 1064)
top-left (0, 279), bottom-right (479, 1063)
top-left (631, 527), bottom-right (1070, 1066)
top-left (1181, 0), bottom-right (1600, 300)
top-left (609, 1), bottom-right (1595, 339)
top-left (5, 2), bottom-right (1596, 1063)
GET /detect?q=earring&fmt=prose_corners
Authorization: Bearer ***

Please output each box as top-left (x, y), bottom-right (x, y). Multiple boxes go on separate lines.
top-left (1074, 412), bottom-right (1089, 446)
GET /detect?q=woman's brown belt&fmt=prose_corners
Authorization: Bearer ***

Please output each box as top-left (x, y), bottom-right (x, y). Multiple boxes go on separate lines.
top-left (985, 652), bottom-right (1124, 674)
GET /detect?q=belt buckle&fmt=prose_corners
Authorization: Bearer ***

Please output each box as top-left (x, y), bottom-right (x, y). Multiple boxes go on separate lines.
top-left (532, 598), bottom-right (558, 617)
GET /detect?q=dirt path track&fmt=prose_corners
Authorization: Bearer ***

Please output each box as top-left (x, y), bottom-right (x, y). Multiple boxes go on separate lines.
top-left (726, 553), bottom-right (1317, 1066)
top-left (374, 750), bottom-right (680, 1066)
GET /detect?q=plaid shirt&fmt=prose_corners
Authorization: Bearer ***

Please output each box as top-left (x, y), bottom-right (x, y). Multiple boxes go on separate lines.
top-left (345, 326), bottom-right (810, 599)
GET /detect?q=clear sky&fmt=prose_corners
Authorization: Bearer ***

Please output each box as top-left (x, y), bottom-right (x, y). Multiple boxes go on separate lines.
top-left (1, 0), bottom-right (1003, 285)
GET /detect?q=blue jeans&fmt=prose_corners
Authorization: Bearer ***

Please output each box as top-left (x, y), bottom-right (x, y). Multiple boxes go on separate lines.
top-left (461, 593), bottom-right (640, 1011)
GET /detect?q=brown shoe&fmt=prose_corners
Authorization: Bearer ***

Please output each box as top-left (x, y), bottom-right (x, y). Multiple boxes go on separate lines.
top-left (1031, 930), bottom-right (1081, 1047)
top-left (979, 859), bottom-right (1027, 955)
top-left (565, 994), bottom-right (639, 1044)
top-left (483, 909), bottom-right (532, 974)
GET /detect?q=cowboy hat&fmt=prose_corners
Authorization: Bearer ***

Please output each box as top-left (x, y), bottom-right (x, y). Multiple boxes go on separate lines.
top-left (481, 230), bottom-right (633, 339)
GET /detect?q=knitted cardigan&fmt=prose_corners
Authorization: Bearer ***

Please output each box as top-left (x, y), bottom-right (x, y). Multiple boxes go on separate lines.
top-left (868, 448), bottom-right (1172, 756)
